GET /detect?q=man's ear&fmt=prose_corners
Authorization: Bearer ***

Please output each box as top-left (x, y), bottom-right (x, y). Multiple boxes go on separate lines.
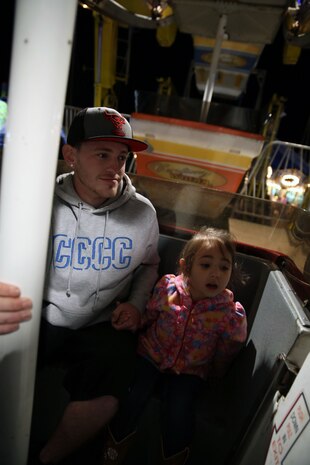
top-left (62, 144), bottom-right (76, 168)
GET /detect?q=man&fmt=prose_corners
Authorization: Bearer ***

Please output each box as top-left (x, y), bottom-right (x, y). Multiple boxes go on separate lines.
top-left (1, 107), bottom-right (160, 464)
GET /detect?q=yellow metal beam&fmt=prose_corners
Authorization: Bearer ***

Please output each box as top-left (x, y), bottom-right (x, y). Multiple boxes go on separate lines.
top-left (94, 13), bottom-right (118, 107)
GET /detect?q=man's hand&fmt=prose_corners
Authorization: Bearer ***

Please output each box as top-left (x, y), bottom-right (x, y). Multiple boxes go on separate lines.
top-left (0, 282), bottom-right (32, 335)
top-left (111, 302), bottom-right (141, 332)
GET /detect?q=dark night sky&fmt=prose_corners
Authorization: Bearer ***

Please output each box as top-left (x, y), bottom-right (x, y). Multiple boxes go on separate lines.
top-left (1, 1), bottom-right (310, 144)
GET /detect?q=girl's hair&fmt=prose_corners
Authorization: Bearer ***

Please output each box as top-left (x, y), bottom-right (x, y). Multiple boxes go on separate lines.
top-left (178, 227), bottom-right (247, 289)
top-left (179, 227), bottom-right (236, 276)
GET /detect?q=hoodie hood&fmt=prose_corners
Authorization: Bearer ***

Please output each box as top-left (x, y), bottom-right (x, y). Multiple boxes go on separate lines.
top-left (55, 172), bottom-right (136, 213)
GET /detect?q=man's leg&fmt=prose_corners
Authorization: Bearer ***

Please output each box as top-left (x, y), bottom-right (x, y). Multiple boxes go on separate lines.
top-left (37, 323), bottom-right (138, 464)
top-left (101, 356), bottom-right (160, 465)
top-left (109, 356), bottom-right (160, 440)
top-left (39, 395), bottom-right (118, 464)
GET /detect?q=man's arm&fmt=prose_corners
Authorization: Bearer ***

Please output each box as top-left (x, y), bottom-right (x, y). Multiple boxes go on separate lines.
top-left (127, 216), bottom-right (160, 313)
top-left (0, 282), bottom-right (32, 335)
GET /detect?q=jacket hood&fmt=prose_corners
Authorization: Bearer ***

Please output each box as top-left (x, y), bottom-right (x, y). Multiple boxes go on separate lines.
top-left (55, 172), bottom-right (136, 212)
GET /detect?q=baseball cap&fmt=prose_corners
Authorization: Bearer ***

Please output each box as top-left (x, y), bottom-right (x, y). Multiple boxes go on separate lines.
top-left (67, 107), bottom-right (148, 152)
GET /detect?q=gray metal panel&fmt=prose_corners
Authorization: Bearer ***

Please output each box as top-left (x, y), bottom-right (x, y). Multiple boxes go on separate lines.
top-left (250, 270), bottom-right (310, 374)
top-left (212, 270), bottom-right (310, 465)
top-left (227, 276), bottom-right (310, 465)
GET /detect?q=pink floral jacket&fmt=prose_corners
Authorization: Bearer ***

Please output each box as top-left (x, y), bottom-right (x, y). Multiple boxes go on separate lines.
top-left (138, 274), bottom-right (247, 379)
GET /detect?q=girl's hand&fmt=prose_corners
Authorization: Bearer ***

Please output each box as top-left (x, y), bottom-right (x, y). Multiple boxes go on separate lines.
top-left (111, 302), bottom-right (141, 332)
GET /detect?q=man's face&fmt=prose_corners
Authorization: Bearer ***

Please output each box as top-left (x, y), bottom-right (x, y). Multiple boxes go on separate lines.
top-left (64, 140), bottom-right (129, 207)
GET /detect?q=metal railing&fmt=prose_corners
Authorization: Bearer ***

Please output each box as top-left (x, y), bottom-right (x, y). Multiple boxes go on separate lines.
top-left (239, 140), bottom-right (310, 209)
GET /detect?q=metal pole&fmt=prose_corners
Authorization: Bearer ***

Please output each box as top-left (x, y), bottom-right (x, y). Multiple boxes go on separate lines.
top-left (200, 14), bottom-right (227, 123)
top-left (0, 1), bottom-right (77, 464)
top-left (94, 14), bottom-right (103, 106)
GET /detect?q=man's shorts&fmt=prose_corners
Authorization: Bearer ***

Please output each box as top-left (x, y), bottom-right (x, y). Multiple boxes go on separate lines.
top-left (38, 319), bottom-right (138, 402)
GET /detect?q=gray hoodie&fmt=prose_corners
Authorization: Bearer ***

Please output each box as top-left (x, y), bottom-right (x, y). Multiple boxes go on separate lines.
top-left (42, 173), bottom-right (160, 329)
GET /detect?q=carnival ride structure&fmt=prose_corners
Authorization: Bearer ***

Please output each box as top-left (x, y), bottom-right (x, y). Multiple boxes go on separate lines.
top-left (0, 1), bottom-right (310, 465)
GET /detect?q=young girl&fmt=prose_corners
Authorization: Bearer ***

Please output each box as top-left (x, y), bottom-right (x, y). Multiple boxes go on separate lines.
top-left (102, 227), bottom-right (247, 465)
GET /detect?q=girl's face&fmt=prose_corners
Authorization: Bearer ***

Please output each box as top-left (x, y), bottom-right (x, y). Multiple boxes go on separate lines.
top-left (183, 243), bottom-right (232, 301)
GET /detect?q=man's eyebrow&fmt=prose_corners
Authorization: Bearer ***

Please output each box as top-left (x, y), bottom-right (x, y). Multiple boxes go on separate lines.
top-left (92, 146), bottom-right (112, 151)
top-left (92, 146), bottom-right (128, 155)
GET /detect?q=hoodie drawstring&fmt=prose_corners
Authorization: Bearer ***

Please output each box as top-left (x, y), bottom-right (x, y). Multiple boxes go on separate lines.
top-left (93, 210), bottom-right (109, 310)
top-left (66, 202), bottom-right (83, 297)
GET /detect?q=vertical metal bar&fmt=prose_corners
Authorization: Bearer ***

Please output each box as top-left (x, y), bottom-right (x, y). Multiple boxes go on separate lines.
top-left (94, 14), bottom-right (103, 106)
top-left (0, 1), bottom-right (77, 464)
top-left (200, 14), bottom-right (227, 123)
top-left (125, 27), bottom-right (133, 86)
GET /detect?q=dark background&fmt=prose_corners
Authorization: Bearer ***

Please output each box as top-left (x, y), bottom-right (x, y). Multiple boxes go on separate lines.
top-left (1, 1), bottom-right (310, 144)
